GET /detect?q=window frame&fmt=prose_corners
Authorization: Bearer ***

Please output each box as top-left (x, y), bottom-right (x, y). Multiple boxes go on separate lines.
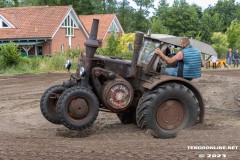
top-left (108, 22), bottom-right (119, 33)
top-left (0, 19), bottom-right (10, 28)
top-left (61, 15), bottom-right (78, 36)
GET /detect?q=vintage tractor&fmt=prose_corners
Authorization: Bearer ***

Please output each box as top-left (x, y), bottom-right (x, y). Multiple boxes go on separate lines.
top-left (40, 19), bottom-right (206, 138)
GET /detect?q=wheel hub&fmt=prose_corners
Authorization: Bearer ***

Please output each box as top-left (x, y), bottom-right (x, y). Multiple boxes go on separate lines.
top-left (156, 100), bottom-right (184, 130)
top-left (102, 79), bottom-right (134, 111)
top-left (68, 98), bottom-right (89, 120)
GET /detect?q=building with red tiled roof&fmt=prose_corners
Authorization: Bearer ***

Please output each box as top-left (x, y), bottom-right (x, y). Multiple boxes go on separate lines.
top-left (79, 14), bottom-right (124, 47)
top-left (0, 6), bottom-right (88, 56)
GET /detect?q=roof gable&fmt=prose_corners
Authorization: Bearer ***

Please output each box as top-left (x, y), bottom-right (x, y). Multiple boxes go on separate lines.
top-left (52, 8), bottom-right (88, 38)
top-left (79, 14), bottom-right (124, 40)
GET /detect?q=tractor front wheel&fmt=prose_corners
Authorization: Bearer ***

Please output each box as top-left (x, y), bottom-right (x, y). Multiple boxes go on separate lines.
top-left (40, 85), bottom-right (66, 124)
top-left (136, 83), bottom-right (199, 139)
top-left (57, 86), bottom-right (99, 130)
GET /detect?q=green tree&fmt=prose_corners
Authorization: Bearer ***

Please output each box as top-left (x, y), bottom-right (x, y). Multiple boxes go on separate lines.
top-left (163, 0), bottom-right (201, 37)
top-left (211, 32), bottom-right (229, 58)
top-left (212, 0), bottom-right (237, 32)
top-left (132, 10), bottom-right (149, 32)
top-left (234, 2), bottom-right (240, 20)
top-left (156, 0), bottom-right (170, 21)
top-left (92, 0), bottom-right (117, 14)
top-left (21, 0), bottom-right (60, 6)
top-left (117, 0), bottom-right (136, 33)
top-left (0, 0), bottom-right (14, 7)
top-left (149, 17), bottom-right (170, 34)
top-left (77, 0), bottom-right (95, 14)
top-left (133, 0), bottom-right (154, 13)
top-left (101, 32), bottom-right (122, 57)
top-left (13, 0), bottom-right (18, 6)
top-left (58, 0), bottom-right (95, 14)
top-left (226, 21), bottom-right (240, 49)
top-left (200, 12), bottom-right (224, 43)
top-left (131, 0), bottom-right (154, 32)
top-left (0, 0), bottom-right (5, 7)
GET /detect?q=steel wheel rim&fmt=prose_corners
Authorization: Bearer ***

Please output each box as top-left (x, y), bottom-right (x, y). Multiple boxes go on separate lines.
top-left (156, 99), bottom-right (184, 130)
top-left (68, 97), bottom-right (89, 120)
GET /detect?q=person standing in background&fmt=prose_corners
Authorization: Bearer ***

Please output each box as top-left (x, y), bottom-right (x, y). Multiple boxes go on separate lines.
top-left (212, 56), bottom-right (218, 69)
top-left (226, 48), bottom-right (233, 66)
top-left (233, 49), bottom-right (239, 68)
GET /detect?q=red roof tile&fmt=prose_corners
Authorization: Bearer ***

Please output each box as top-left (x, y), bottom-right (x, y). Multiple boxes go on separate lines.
top-left (79, 14), bottom-right (116, 40)
top-left (0, 6), bottom-right (71, 39)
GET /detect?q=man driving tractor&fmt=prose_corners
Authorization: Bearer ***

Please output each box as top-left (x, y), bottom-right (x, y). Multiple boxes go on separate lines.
top-left (155, 37), bottom-right (205, 80)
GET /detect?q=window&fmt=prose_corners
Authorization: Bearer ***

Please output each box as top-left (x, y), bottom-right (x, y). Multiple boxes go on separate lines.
top-left (108, 22), bottom-right (119, 32)
top-left (61, 44), bottom-right (64, 52)
top-left (2, 21), bottom-right (7, 27)
top-left (0, 19), bottom-right (10, 28)
top-left (138, 40), bottom-right (160, 64)
top-left (61, 15), bottom-right (77, 36)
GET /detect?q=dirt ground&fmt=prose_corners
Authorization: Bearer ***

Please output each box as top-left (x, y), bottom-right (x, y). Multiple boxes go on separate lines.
top-left (0, 70), bottom-right (239, 160)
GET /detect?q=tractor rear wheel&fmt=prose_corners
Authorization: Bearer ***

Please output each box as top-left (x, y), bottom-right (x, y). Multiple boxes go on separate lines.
top-left (57, 86), bottom-right (99, 130)
top-left (40, 85), bottom-right (66, 124)
top-left (136, 83), bottom-right (199, 139)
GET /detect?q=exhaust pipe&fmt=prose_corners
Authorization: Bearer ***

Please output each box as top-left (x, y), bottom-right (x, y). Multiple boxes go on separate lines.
top-left (85, 19), bottom-right (100, 57)
top-left (128, 31), bottom-right (144, 78)
top-left (82, 19), bottom-right (100, 88)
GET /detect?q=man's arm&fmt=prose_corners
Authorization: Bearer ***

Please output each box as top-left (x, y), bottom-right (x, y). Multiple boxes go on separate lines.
top-left (155, 48), bottom-right (178, 64)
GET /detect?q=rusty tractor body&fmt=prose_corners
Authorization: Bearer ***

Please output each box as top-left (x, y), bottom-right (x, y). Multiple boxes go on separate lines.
top-left (40, 19), bottom-right (205, 138)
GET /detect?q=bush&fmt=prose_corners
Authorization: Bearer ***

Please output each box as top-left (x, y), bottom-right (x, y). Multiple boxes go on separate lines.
top-left (0, 47), bottom-right (81, 75)
top-left (99, 32), bottom-right (122, 57)
top-left (65, 48), bottom-right (83, 59)
top-left (0, 42), bottom-right (21, 68)
top-left (97, 33), bottom-right (134, 60)
top-left (18, 57), bottom-right (41, 70)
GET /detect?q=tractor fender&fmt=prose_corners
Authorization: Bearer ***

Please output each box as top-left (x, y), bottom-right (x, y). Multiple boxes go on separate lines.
top-left (142, 75), bottom-right (205, 123)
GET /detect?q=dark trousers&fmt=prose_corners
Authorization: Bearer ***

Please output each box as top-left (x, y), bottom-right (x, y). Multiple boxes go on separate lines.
top-left (234, 59), bottom-right (239, 67)
top-left (213, 62), bottom-right (217, 69)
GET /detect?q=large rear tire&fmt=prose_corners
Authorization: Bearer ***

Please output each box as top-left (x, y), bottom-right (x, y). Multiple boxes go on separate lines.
top-left (40, 85), bottom-right (66, 124)
top-left (57, 86), bottom-right (99, 130)
top-left (136, 83), bottom-right (199, 139)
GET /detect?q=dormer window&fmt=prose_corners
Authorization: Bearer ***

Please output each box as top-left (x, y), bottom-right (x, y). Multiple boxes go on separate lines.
top-left (61, 15), bottom-right (77, 36)
top-left (0, 19), bottom-right (10, 28)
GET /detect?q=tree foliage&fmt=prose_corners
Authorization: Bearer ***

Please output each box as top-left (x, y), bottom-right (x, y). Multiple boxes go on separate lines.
top-left (155, 0), bottom-right (202, 38)
top-left (211, 0), bottom-right (237, 31)
top-left (156, 0), bottom-right (169, 21)
top-left (200, 12), bottom-right (224, 43)
top-left (211, 32), bottom-right (229, 58)
top-left (99, 32), bottom-right (122, 57)
top-left (0, 42), bottom-right (21, 68)
top-left (149, 17), bottom-right (170, 34)
top-left (117, 0), bottom-right (136, 33)
top-left (0, 0), bottom-right (14, 7)
top-left (20, 0), bottom-right (59, 6)
top-left (226, 21), bottom-right (240, 49)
